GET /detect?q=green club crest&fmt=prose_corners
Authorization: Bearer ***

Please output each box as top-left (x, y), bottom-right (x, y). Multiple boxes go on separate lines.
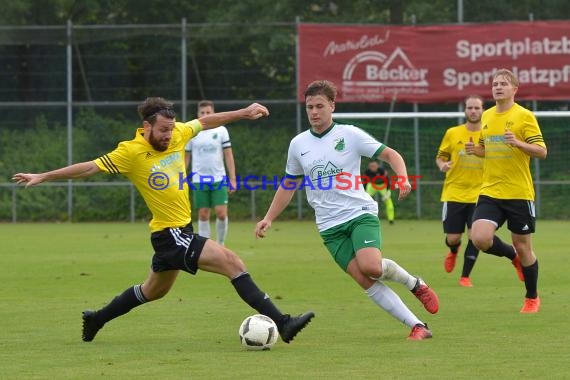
top-left (334, 137), bottom-right (345, 152)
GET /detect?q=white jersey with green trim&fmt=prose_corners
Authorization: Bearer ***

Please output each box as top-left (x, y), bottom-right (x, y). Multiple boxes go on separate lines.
top-left (185, 126), bottom-right (230, 183)
top-left (285, 123), bottom-right (385, 231)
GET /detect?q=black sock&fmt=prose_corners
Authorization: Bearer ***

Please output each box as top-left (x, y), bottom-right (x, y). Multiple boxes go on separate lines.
top-left (522, 260), bottom-right (539, 298)
top-left (445, 238), bottom-right (460, 254)
top-left (483, 236), bottom-right (516, 260)
top-left (95, 284), bottom-right (148, 326)
top-left (231, 272), bottom-right (284, 324)
top-left (461, 240), bottom-right (479, 278)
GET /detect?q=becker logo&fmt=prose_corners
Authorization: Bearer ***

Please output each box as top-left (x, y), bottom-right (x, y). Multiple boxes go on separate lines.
top-left (342, 48), bottom-right (429, 99)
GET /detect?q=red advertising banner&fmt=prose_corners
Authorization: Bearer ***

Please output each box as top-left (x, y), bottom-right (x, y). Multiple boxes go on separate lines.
top-left (298, 21), bottom-right (570, 103)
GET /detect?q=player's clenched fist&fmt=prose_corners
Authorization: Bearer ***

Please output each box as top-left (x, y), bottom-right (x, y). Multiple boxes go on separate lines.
top-left (465, 136), bottom-right (476, 155)
top-left (244, 103), bottom-right (270, 119)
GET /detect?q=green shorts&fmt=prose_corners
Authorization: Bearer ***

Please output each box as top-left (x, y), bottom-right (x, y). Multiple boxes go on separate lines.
top-left (319, 213), bottom-right (383, 271)
top-left (192, 182), bottom-right (228, 208)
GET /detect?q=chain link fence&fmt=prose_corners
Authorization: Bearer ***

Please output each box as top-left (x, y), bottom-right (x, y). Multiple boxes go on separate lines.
top-left (1, 21), bottom-right (568, 222)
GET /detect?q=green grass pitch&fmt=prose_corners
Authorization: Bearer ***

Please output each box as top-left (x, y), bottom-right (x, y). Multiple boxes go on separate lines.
top-left (1, 220), bottom-right (568, 379)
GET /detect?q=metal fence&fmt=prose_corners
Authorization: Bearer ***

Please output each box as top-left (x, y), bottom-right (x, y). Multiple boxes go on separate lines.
top-left (1, 21), bottom-right (569, 222)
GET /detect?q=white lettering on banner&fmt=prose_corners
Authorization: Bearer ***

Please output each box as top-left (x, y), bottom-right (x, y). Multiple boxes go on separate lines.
top-left (443, 69), bottom-right (496, 90)
top-left (457, 37), bottom-right (570, 62)
top-left (443, 65), bottom-right (570, 90)
top-left (366, 65), bottom-right (428, 81)
top-left (342, 48), bottom-right (429, 90)
top-left (323, 32), bottom-right (390, 56)
top-left (341, 47), bottom-right (430, 100)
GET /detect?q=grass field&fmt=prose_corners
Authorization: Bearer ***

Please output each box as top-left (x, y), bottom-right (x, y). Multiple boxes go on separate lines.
top-left (1, 220), bottom-right (568, 379)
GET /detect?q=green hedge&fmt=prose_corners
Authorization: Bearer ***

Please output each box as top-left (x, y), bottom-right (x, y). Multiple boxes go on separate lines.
top-left (1, 109), bottom-right (568, 221)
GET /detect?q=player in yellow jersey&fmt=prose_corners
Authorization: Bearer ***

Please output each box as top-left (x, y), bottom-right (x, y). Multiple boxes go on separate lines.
top-left (465, 69), bottom-right (547, 313)
top-left (436, 95), bottom-right (484, 287)
top-left (12, 97), bottom-right (314, 342)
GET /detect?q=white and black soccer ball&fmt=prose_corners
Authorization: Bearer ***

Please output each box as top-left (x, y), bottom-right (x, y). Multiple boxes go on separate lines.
top-left (238, 314), bottom-right (279, 351)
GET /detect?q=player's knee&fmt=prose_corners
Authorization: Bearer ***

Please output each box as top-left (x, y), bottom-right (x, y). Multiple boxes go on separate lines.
top-left (446, 235), bottom-right (461, 246)
top-left (471, 235), bottom-right (491, 251)
top-left (470, 229), bottom-right (490, 250)
top-left (363, 264), bottom-right (382, 279)
top-left (512, 241), bottom-right (531, 258)
top-left (198, 209), bottom-right (210, 220)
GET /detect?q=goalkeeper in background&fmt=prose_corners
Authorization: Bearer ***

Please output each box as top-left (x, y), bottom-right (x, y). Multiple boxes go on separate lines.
top-left (364, 160), bottom-right (395, 224)
top-left (435, 95), bottom-right (484, 287)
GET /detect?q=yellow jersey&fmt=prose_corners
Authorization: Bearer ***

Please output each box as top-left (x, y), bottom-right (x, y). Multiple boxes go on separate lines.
top-left (479, 103), bottom-right (545, 200)
top-left (94, 120), bottom-right (202, 232)
top-left (436, 124), bottom-right (484, 203)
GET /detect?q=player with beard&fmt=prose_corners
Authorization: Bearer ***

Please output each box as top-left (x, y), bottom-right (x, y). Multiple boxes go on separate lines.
top-left (12, 97), bottom-right (314, 343)
top-left (435, 95), bottom-right (486, 287)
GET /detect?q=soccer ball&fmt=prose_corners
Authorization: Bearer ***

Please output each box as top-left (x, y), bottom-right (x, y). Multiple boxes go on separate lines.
top-left (238, 314), bottom-right (279, 351)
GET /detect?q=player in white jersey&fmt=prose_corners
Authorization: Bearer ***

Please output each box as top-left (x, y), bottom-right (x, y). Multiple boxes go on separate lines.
top-left (185, 101), bottom-right (235, 245)
top-left (255, 80), bottom-right (440, 340)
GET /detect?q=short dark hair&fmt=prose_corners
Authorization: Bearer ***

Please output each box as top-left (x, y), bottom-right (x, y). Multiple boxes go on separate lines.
top-left (304, 80), bottom-right (337, 102)
top-left (138, 97), bottom-right (176, 124)
top-left (197, 100), bottom-right (214, 111)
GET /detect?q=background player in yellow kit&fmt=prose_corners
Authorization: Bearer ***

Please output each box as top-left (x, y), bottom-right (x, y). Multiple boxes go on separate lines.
top-left (436, 95), bottom-right (484, 287)
top-left (466, 69), bottom-right (547, 313)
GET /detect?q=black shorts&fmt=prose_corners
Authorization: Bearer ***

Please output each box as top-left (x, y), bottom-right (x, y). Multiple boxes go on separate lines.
top-left (472, 195), bottom-right (536, 235)
top-left (150, 223), bottom-right (208, 274)
top-left (442, 201), bottom-right (476, 234)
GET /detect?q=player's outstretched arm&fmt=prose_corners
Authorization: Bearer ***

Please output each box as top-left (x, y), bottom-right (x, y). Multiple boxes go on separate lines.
top-left (199, 103), bottom-right (269, 131)
top-left (12, 161), bottom-right (101, 188)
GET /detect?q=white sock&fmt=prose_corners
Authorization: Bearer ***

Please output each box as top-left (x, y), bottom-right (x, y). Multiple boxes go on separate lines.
top-left (366, 281), bottom-right (422, 328)
top-left (216, 217), bottom-right (228, 245)
top-left (379, 258), bottom-right (418, 290)
top-left (198, 220), bottom-right (210, 238)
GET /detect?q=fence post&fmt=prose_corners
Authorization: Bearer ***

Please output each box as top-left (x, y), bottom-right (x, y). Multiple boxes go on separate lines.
top-left (250, 189), bottom-right (256, 221)
top-left (532, 100), bottom-right (541, 217)
top-left (130, 184), bottom-right (136, 222)
top-left (12, 185), bottom-right (17, 223)
top-left (413, 103), bottom-right (421, 218)
top-left (66, 19), bottom-right (74, 222)
top-left (181, 18), bottom-right (187, 121)
top-left (295, 16), bottom-right (304, 220)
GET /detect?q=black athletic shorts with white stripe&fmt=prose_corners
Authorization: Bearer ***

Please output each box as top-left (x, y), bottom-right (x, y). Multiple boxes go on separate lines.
top-left (150, 223), bottom-right (208, 274)
top-left (472, 195), bottom-right (536, 235)
top-left (442, 201), bottom-right (476, 234)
